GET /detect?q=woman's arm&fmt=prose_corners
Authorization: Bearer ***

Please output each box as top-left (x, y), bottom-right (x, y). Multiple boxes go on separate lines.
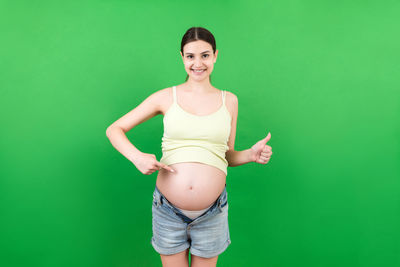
top-left (106, 90), bottom-right (162, 162)
top-left (226, 149), bottom-right (254, 167)
top-left (225, 91), bottom-right (254, 167)
top-left (106, 126), bottom-right (143, 162)
top-left (224, 91), bottom-right (272, 167)
top-left (105, 88), bottom-right (175, 174)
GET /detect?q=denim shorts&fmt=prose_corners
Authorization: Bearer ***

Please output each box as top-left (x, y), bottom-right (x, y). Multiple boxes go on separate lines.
top-left (151, 184), bottom-right (231, 258)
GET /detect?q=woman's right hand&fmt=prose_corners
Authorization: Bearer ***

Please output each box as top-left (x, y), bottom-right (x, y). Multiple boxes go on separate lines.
top-left (132, 152), bottom-right (175, 175)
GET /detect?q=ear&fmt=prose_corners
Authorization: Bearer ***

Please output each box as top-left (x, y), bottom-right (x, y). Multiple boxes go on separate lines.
top-left (214, 49), bottom-right (218, 63)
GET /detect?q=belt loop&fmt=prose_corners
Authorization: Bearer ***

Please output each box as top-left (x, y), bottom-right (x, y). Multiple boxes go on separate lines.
top-left (217, 194), bottom-right (222, 211)
top-left (218, 189), bottom-right (227, 212)
top-left (153, 193), bottom-right (158, 208)
top-left (154, 189), bottom-right (161, 207)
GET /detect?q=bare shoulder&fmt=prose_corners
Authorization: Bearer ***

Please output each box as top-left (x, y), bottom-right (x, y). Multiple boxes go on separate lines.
top-left (153, 86), bottom-right (171, 100)
top-left (156, 86), bottom-right (174, 115)
top-left (225, 90), bottom-right (238, 104)
top-left (145, 86), bottom-right (173, 111)
top-left (224, 90), bottom-right (238, 116)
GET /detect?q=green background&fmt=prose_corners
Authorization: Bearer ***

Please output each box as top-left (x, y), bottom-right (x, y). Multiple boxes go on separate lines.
top-left (1, 0), bottom-right (399, 266)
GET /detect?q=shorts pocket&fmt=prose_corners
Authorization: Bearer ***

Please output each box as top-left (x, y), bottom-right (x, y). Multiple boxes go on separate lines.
top-left (221, 198), bottom-right (228, 208)
top-left (152, 192), bottom-right (159, 208)
top-left (218, 193), bottom-right (228, 212)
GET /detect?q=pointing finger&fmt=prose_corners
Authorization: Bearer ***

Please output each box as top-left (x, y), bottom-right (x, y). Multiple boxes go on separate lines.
top-left (163, 165), bottom-right (175, 173)
top-left (155, 162), bottom-right (175, 173)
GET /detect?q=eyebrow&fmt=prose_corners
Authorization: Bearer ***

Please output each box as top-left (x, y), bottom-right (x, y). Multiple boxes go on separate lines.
top-left (185, 50), bottom-right (211, 55)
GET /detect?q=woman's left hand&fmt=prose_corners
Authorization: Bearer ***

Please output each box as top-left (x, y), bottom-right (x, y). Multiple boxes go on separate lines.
top-left (250, 132), bottom-right (273, 164)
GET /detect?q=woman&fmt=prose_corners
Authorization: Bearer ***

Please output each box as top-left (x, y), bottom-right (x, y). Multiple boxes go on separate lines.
top-left (106, 27), bottom-right (273, 267)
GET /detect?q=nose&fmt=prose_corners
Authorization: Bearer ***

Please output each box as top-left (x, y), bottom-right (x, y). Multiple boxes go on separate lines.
top-left (193, 57), bottom-right (204, 67)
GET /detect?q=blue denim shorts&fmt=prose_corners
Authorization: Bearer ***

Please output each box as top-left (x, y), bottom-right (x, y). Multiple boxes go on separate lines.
top-left (151, 184), bottom-right (231, 258)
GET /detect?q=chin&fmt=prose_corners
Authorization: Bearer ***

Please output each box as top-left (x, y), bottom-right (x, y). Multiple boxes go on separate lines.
top-left (190, 75), bottom-right (209, 80)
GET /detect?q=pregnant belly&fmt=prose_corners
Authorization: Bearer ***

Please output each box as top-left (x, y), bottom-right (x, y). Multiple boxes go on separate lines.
top-left (155, 162), bottom-right (227, 211)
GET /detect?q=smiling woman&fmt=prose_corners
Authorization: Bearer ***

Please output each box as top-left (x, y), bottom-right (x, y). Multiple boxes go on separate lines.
top-left (180, 28), bottom-right (218, 83)
top-left (105, 26), bottom-right (273, 267)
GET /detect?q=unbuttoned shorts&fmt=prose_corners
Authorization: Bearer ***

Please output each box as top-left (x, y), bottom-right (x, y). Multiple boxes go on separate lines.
top-left (151, 184), bottom-right (231, 258)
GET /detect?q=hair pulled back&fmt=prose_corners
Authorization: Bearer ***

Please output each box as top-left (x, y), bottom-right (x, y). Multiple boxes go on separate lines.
top-left (180, 27), bottom-right (216, 82)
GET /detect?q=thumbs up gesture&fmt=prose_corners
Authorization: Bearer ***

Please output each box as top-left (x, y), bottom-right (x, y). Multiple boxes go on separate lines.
top-left (250, 132), bottom-right (273, 164)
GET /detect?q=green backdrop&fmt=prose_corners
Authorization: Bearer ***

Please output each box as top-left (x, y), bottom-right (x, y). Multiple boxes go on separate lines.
top-left (1, 0), bottom-right (399, 266)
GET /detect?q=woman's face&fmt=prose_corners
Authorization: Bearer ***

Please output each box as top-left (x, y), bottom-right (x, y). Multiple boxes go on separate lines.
top-left (180, 40), bottom-right (218, 81)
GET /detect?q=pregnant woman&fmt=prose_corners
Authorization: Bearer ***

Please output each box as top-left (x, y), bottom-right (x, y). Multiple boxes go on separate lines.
top-left (106, 27), bottom-right (273, 267)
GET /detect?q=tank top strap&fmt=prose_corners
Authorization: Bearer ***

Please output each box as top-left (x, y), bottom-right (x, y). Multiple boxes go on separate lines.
top-left (222, 90), bottom-right (226, 105)
top-left (172, 86), bottom-right (177, 103)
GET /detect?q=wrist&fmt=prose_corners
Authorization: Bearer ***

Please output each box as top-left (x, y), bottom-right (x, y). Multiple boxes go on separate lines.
top-left (128, 150), bottom-right (143, 163)
top-left (247, 148), bottom-right (255, 163)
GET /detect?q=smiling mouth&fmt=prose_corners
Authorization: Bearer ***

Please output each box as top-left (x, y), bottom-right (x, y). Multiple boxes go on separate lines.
top-left (191, 69), bottom-right (206, 73)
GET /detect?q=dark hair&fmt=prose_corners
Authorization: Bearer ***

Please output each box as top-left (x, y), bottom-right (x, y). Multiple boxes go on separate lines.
top-left (180, 27), bottom-right (217, 82)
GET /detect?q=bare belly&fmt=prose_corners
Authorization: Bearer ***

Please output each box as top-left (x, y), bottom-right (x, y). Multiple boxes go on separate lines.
top-left (156, 162), bottom-right (226, 211)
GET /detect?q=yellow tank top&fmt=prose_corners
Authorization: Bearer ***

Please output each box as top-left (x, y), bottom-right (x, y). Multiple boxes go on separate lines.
top-left (159, 86), bottom-right (232, 175)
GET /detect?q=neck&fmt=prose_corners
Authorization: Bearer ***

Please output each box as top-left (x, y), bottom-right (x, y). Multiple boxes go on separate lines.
top-left (185, 77), bottom-right (213, 93)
